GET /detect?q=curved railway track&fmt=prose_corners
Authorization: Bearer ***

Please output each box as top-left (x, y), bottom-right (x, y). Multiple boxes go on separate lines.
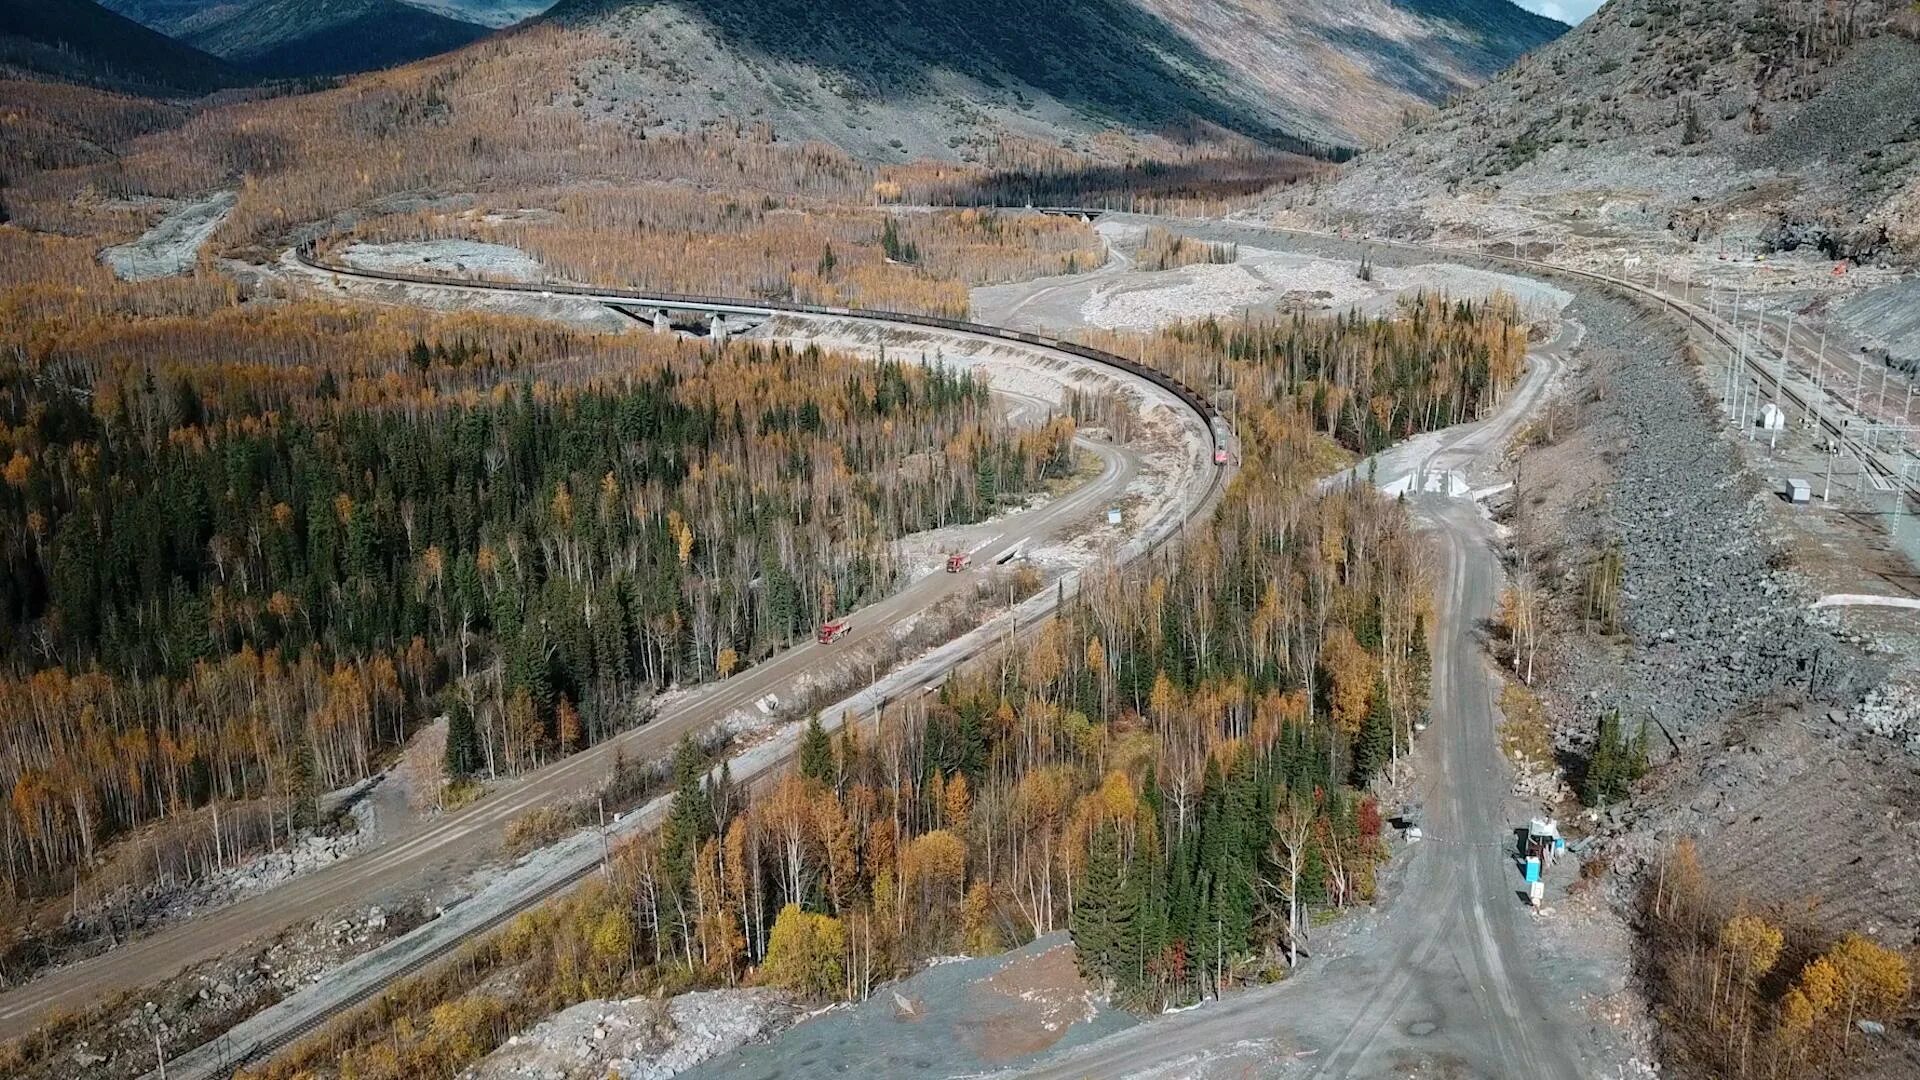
top-left (1040, 210), bottom-right (1917, 500)
top-left (292, 245), bottom-right (1223, 435)
top-left (176, 246), bottom-right (1234, 1077)
top-left (173, 210), bottom-right (1903, 1077)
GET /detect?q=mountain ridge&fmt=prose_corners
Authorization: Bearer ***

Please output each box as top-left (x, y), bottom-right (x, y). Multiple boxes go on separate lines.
top-left (1288, 0), bottom-right (1920, 260)
top-left (0, 0), bottom-right (241, 94)
top-left (534, 0), bottom-right (1567, 159)
top-left (182, 0), bottom-right (494, 77)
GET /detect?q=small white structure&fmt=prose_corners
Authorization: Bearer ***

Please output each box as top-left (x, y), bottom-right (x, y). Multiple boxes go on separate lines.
top-left (1760, 402), bottom-right (1787, 431)
top-left (1788, 478), bottom-right (1812, 504)
top-left (1107, 507), bottom-right (1123, 526)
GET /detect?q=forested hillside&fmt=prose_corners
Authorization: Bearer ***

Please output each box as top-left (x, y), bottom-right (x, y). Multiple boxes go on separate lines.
top-left (0, 0), bottom-right (240, 95)
top-left (235, 296), bottom-right (1531, 1080)
top-left (182, 0), bottom-right (492, 78)
top-left (0, 232), bottom-right (1073, 900)
top-left (539, 0), bottom-right (1562, 157)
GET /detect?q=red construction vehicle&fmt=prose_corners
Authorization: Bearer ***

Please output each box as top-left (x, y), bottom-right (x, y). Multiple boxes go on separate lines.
top-left (817, 618), bottom-right (852, 644)
top-left (945, 552), bottom-right (971, 573)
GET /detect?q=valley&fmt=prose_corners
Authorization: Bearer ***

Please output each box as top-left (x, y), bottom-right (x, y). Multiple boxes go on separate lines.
top-left (2, 0), bottom-right (1917, 1078)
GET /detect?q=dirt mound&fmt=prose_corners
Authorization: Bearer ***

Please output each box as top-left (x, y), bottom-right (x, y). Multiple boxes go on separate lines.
top-left (968, 943), bottom-right (1099, 1062)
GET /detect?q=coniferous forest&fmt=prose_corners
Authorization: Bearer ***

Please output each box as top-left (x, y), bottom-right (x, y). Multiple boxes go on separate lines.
top-left (0, 300), bottom-right (1073, 899)
top-left (239, 297), bottom-right (1529, 1080)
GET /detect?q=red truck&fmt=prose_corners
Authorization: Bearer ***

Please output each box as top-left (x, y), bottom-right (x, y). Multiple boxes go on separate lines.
top-left (817, 618), bottom-right (852, 644)
top-left (945, 552), bottom-right (971, 573)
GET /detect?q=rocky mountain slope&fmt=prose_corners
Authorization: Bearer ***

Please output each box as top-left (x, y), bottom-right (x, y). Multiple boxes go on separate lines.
top-left (104, 0), bottom-right (548, 34)
top-left (537, 0), bottom-right (1566, 159)
top-left (1286, 0), bottom-right (1920, 261)
top-left (398, 0), bottom-right (554, 27)
top-left (0, 0), bottom-right (239, 93)
top-left (178, 0), bottom-right (493, 77)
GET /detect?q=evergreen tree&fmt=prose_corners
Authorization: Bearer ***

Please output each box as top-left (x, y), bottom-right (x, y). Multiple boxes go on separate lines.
top-left (661, 736), bottom-right (713, 894)
top-left (1107, 834), bottom-right (1139, 996)
top-left (1122, 805), bottom-right (1168, 1008)
top-left (1579, 709), bottom-right (1648, 807)
top-left (284, 732), bottom-right (319, 831)
top-left (1072, 821), bottom-right (1122, 988)
top-left (444, 696), bottom-right (481, 779)
top-left (1350, 676), bottom-right (1394, 786)
top-left (798, 716), bottom-right (834, 787)
top-left (1630, 717), bottom-right (1651, 779)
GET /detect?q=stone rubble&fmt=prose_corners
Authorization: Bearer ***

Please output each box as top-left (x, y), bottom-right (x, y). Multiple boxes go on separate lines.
top-left (465, 988), bottom-right (799, 1080)
top-left (1853, 682), bottom-right (1920, 755)
top-left (1548, 292), bottom-right (1876, 753)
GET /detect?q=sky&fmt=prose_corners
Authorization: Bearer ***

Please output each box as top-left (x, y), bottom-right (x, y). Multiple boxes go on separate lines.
top-left (1515, 0), bottom-right (1604, 23)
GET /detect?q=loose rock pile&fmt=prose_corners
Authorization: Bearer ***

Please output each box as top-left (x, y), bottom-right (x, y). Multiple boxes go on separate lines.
top-left (1556, 293), bottom-right (1875, 749)
top-left (50, 904), bottom-right (415, 1080)
top-left (1854, 683), bottom-right (1920, 755)
top-left (467, 988), bottom-right (799, 1080)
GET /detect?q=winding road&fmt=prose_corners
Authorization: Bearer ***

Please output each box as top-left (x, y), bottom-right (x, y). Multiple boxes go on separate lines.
top-left (7, 212), bottom-right (1614, 1080)
top-left (0, 257), bottom-right (1225, 1077)
top-left (1017, 312), bottom-right (1585, 1080)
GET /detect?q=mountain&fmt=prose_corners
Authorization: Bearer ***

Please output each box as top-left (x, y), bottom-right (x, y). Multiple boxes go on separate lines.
top-left (1293, 0), bottom-right (1920, 261)
top-left (534, 0), bottom-right (1567, 159)
top-left (93, 0), bottom-right (236, 36)
top-left (181, 0), bottom-right (494, 77)
top-left (398, 0), bottom-right (555, 28)
top-left (0, 0), bottom-right (240, 94)
top-left (101, 0), bottom-right (551, 35)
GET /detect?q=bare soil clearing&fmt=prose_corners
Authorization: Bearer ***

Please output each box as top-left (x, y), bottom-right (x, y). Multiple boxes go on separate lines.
top-left (100, 191), bottom-right (235, 281)
top-left (339, 240), bottom-right (548, 283)
top-left (973, 213), bottom-right (1572, 337)
top-left (676, 935), bottom-right (1131, 1080)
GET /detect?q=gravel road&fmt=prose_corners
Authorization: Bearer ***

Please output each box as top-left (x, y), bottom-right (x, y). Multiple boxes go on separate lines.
top-left (0, 261), bottom-right (1221, 1075)
top-left (1017, 316), bottom-right (1592, 1080)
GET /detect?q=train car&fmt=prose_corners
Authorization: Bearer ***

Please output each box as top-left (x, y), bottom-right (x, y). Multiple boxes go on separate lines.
top-left (1211, 416), bottom-right (1231, 466)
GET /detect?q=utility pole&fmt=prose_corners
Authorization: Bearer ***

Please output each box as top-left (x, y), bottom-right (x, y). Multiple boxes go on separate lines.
top-left (1778, 309), bottom-right (1795, 411)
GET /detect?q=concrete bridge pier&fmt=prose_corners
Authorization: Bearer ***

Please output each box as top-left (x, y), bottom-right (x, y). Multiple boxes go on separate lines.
top-left (653, 310), bottom-right (671, 334)
top-left (709, 313), bottom-right (728, 344)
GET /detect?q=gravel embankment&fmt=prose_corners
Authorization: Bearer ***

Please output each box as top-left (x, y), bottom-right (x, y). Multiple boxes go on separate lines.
top-left (1555, 291), bottom-right (1877, 746)
top-left (468, 988), bottom-right (799, 1080)
top-left (100, 191), bottom-right (236, 281)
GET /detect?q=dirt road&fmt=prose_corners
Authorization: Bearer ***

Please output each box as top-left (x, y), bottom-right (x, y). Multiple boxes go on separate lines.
top-left (1019, 316), bottom-right (1587, 1079)
top-left (0, 287), bottom-right (1218, 1059)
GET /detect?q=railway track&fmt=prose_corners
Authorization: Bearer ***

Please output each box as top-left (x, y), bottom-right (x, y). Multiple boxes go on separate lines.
top-left (179, 247), bottom-right (1233, 1078)
top-left (197, 213), bottom-right (1906, 1076)
top-left (1069, 211), bottom-right (1920, 502)
top-left (291, 245), bottom-right (1222, 434)
top-left (1481, 248), bottom-right (1915, 500)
